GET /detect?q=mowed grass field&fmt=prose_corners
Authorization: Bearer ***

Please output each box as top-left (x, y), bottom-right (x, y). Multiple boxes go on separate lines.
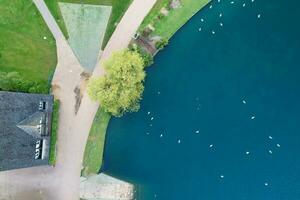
top-left (0, 0), bottom-right (57, 86)
top-left (154, 0), bottom-right (210, 39)
top-left (140, 0), bottom-right (211, 40)
top-left (45, 0), bottom-right (133, 49)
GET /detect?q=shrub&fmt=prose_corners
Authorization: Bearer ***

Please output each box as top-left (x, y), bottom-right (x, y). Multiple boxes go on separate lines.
top-left (130, 43), bottom-right (154, 66)
top-left (155, 38), bottom-right (169, 50)
top-left (0, 71), bottom-right (49, 93)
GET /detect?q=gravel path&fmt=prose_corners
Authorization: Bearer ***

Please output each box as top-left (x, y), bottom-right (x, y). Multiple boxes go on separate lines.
top-left (0, 0), bottom-right (157, 199)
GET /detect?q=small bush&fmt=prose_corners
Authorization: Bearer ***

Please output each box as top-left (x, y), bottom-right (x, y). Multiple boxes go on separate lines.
top-left (157, 13), bottom-right (165, 19)
top-left (155, 38), bottom-right (169, 50)
top-left (130, 43), bottom-right (154, 66)
top-left (141, 51), bottom-right (154, 66)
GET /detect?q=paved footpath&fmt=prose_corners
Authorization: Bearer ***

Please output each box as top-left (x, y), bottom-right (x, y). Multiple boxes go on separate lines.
top-left (0, 0), bottom-right (156, 199)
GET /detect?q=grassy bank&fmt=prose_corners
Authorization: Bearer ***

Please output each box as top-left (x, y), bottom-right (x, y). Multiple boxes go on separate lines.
top-left (82, 107), bottom-right (111, 177)
top-left (139, 0), bottom-right (211, 40)
top-left (0, 0), bottom-right (57, 93)
top-left (45, 0), bottom-right (133, 49)
top-left (49, 100), bottom-right (60, 165)
top-left (139, 0), bottom-right (169, 33)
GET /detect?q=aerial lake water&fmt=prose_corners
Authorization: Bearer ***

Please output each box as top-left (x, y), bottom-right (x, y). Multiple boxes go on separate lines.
top-left (102, 0), bottom-right (300, 199)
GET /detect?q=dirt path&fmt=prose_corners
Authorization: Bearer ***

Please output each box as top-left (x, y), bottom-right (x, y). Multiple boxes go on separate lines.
top-left (0, 0), bottom-right (157, 199)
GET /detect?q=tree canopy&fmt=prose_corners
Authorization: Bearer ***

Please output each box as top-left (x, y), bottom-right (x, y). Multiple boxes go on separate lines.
top-left (88, 49), bottom-right (146, 117)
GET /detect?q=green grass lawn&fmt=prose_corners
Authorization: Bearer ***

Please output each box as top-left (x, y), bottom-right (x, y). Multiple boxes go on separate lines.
top-left (0, 0), bottom-right (57, 89)
top-left (82, 107), bottom-right (111, 177)
top-left (139, 0), bottom-right (170, 32)
top-left (45, 0), bottom-right (133, 49)
top-left (140, 0), bottom-right (211, 40)
top-left (49, 100), bottom-right (60, 165)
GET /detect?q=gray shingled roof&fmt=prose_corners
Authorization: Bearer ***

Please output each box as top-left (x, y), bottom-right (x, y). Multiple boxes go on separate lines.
top-left (0, 91), bottom-right (54, 171)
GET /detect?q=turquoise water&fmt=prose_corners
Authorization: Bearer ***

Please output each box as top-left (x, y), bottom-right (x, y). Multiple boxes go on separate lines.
top-left (102, 0), bottom-right (300, 199)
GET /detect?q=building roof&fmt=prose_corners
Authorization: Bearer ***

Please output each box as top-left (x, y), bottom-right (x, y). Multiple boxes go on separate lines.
top-left (0, 91), bottom-right (54, 171)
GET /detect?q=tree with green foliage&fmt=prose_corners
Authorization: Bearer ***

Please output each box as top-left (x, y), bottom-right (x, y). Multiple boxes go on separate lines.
top-left (88, 49), bottom-right (146, 117)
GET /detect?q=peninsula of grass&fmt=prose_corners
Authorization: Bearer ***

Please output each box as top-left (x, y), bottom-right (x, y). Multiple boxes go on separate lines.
top-left (0, 0), bottom-right (57, 93)
top-left (45, 0), bottom-right (133, 49)
top-left (139, 0), bottom-right (211, 40)
top-left (82, 107), bottom-right (111, 177)
top-left (49, 100), bottom-right (60, 165)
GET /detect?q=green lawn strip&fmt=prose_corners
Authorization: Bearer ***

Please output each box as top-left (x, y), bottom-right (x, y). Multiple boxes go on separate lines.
top-left (138, 0), bottom-right (170, 32)
top-left (82, 107), bottom-right (111, 177)
top-left (0, 0), bottom-right (57, 87)
top-left (49, 100), bottom-right (60, 165)
top-left (45, 0), bottom-right (133, 49)
top-left (155, 0), bottom-right (210, 39)
top-left (44, 0), bottom-right (69, 38)
top-left (139, 0), bottom-right (211, 40)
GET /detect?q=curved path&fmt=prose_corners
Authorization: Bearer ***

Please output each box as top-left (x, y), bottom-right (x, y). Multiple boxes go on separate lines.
top-left (0, 0), bottom-right (156, 199)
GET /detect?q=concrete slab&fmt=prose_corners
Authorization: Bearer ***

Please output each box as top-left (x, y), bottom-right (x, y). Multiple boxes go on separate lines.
top-left (59, 3), bottom-right (112, 72)
top-left (80, 174), bottom-right (134, 200)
